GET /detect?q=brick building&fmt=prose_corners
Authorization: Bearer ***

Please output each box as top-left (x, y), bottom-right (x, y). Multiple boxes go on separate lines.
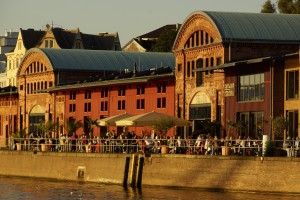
top-left (17, 48), bottom-right (175, 137)
top-left (173, 11), bottom-right (300, 138)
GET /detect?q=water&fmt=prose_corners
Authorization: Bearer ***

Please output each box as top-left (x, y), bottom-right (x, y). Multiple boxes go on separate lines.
top-left (0, 176), bottom-right (298, 200)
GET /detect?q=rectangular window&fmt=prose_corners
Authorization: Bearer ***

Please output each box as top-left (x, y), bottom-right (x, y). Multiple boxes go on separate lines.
top-left (69, 104), bottom-right (76, 113)
top-left (137, 85), bottom-right (145, 95)
top-left (85, 90), bottom-right (92, 99)
top-left (118, 100), bottom-right (126, 110)
top-left (118, 100), bottom-right (125, 110)
top-left (118, 86), bottom-right (126, 96)
top-left (100, 101), bottom-right (108, 111)
top-left (157, 97), bottom-right (166, 108)
top-left (238, 73), bottom-right (264, 102)
top-left (157, 82), bottom-right (166, 94)
top-left (286, 70), bottom-right (299, 99)
top-left (237, 112), bottom-right (264, 139)
top-left (70, 91), bottom-right (76, 100)
top-left (196, 59), bottom-right (204, 87)
top-left (49, 40), bottom-right (54, 48)
top-left (216, 57), bottom-right (222, 66)
top-left (84, 102), bottom-right (91, 112)
top-left (287, 110), bottom-right (298, 139)
top-left (187, 61), bottom-right (190, 77)
top-left (177, 64), bottom-right (182, 72)
top-left (162, 97), bottom-right (166, 108)
top-left (101, 87), bottom-right (108, 98)
top-left (157, 98), bottom-right (161, 108)
top-left (137, 99), bottom-right (145, 109)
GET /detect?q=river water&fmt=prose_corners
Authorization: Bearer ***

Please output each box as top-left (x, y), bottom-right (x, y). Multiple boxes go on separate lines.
top-left (0, 176), bottom-right (298, 200)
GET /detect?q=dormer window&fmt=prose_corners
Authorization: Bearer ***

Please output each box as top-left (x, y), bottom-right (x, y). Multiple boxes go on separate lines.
top-left (45, 40), bottom-right (54, 48)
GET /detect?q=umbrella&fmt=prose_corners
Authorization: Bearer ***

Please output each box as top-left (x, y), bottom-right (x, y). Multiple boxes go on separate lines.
top-left (115, 111), bottom-right (191, 127)
top-left (97, 113), bottom-right (134, 126)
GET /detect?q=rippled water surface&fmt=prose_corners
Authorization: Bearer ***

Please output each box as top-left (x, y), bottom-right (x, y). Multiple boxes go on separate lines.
top-left (0, 176), bottom-right (298, 200)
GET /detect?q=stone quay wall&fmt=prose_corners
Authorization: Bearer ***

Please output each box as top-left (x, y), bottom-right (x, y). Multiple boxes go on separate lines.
top-left (0, 151), bottom-right (299, 194)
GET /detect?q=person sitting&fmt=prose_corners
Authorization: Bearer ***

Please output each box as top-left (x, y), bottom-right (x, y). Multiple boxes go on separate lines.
top-left (283, 136), bottom-right (292, 157)
top-left (295, 137), bottom-right (300, 157)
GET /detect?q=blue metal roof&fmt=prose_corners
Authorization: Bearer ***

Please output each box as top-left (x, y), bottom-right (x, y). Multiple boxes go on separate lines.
top-left (180, 11), bottom-right (300, 43)
top-left (26, 48), bottom-right (175, 72)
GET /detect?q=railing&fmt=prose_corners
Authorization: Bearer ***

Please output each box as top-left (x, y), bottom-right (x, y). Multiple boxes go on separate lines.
top-left (1, 137), bottom-right (299, 157)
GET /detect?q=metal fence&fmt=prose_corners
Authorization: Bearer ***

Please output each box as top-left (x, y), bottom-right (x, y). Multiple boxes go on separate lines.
top-left (1, 137), bottom-right (299, 157)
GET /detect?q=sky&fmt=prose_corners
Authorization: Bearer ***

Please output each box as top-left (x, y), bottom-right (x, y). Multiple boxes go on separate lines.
top-left (0, 0), bottom-right (276, 47)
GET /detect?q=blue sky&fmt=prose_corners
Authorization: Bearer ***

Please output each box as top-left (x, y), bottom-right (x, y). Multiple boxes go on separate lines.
top-left (1, 0), bottom-right (275, 47)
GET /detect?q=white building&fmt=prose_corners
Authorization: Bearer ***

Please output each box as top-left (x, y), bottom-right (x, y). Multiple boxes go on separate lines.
top-left (0, 31), bottom-right (18, 87)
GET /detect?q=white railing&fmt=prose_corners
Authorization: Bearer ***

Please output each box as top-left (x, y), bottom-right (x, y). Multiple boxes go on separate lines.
top-left (1, 137), bottom-right (299, 157)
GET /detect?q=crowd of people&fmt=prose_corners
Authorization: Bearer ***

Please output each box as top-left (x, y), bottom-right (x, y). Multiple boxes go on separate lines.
top-left (9, 130), bottom-right (300, 157)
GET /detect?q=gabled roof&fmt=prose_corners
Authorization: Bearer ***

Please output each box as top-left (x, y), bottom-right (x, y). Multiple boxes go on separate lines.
top-left (178, 11), bottom-right (300, 44)
top-left (20, 29), bottom-right (45, 49)
top-left (52, 28), bottom-right (77, 49)
top-left (80, 32), bottom-right (120, 50)
top-left (20, 27), bottom-right (119, 50)
top-left (123, 24), bottom-right (180, 51)
top-left (25, 48), bottom-right (175, 72)
top-left (138, 24), bottom-right (181, 39)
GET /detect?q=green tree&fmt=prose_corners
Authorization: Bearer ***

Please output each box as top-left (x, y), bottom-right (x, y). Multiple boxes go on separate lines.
top-left (151, 28), bottom-right (178, 52)
top-left (39, 120), bottom-right (55, 137)
top-left (152, 117), bottom-right (176, 138)
top-left (272, 115), bottom-right (288, 139)
top-left (86, 117), bottom-right (99, 139)
top-left (278, 0), bottom-right (300, 13)
top-left (12, 127), bottom-right (27, 143)
top-left (66, 118), bottom-right (83, 136)
top-left (261, 0), bottom-right (277, 13)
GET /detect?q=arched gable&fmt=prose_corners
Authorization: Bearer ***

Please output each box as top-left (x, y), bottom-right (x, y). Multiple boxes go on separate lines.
top-left (173, 11), bottom-right (222, 51)
top-left (17, 48), bottom-right (53, 76)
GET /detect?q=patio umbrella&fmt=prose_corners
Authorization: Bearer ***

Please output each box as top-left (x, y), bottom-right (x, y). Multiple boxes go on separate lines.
top-left (97, 113), bottom-right (134, 126)
top-left (115, 111), bottom-right (191, 127)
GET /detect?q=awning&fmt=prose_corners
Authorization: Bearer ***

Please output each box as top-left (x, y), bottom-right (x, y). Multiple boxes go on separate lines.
top-left (97, 113), bottom-right (134, 126)
top-left (115, 111), bottom-right (191, 127)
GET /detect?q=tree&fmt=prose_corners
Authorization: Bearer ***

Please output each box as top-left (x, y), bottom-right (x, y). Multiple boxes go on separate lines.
top-left (227, 120), bottom-right (237, 136)
top-left (278, 0), bottom-right (300, 14)
top-left (65, 118), bottom-right (83, 136)
top-left (39, 120), bottom-right (55, 137)
top-left (152, 117), bottom-right (176, 138)
top-left (272, 115), bottom-right (288, 139)
top-left (261, 0), bottom-right (277, 13)
top-left (86, 117), bottom-right (99, 139)
top-left (12, 127), bottom-right (27, 143)
top-left (261, 0), bottom-right (300, 14)
top-left (151, 28), bottom-right (178, 52)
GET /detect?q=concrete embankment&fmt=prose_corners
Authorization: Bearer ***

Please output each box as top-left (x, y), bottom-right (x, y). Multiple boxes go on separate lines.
top-left (0, 151), bottom-right (299, 194)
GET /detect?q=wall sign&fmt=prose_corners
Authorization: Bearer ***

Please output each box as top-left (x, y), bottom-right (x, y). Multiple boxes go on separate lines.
top-left (224, 83), bottom-right (235, 97)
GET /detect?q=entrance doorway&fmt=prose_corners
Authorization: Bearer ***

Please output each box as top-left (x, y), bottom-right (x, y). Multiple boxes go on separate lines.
top-left (29, 105), bottom-right (45, 134)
